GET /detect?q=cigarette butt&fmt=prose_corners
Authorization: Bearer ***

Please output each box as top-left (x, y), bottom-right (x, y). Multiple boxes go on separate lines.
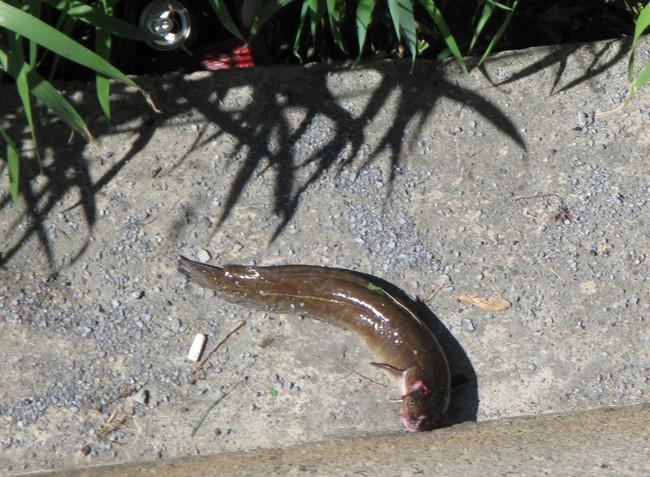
top-left (188, 333), bottom-right (207, 362)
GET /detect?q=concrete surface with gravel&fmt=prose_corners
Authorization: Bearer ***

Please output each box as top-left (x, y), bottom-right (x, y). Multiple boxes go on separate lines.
top-left (15, 404), bottom-right (650, 477)
top-left (1, 37), bottom-right (649, 474)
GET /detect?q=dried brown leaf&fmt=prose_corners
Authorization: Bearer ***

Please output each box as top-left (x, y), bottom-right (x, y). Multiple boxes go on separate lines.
top-left (457, 293), bottom-right (511, 311)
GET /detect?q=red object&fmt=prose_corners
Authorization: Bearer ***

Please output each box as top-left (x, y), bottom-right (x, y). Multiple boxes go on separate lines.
top-left (199, 44), bottom-right (255, 71)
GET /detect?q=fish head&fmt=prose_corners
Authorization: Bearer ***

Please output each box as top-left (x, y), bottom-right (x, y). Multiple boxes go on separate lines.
top-left (399, 367), bottom-right (446, 432)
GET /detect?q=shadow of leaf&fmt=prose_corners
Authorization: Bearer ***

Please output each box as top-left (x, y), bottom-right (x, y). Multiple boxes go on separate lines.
top-left (2, 58), bottom-right (531, 266)
top-left (490, 39), bottom-right (630, 95)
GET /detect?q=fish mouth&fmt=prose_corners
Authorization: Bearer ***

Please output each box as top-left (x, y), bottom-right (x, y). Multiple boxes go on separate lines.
top-left (400, 412), bottom-right (434, 432)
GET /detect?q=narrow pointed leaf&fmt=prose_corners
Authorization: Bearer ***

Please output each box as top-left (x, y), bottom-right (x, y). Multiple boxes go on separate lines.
top-left (628, 3), bottom-right (650, 81)
top-left (308, 0), bottom-right (324, 44)
top-left (41, 0), bottom-right (160, 42)
top-left (0, 2), bottom-right (137, 87)
top-left (630, 56), bottom-right (650, 99)
top-left (326, 0), bottom-right (347, 52)
top-left (396, 0), bottom-right (418, 63)
top-left (249, 0), bottom-right (294, 38)
top-left (469, 1), bottom-right (495, 53)
top-left (293, 0), bottom-right (311, 60)
top-left (7, 33), bottom-right (40, 163)
top-left (418, 0), bottom-right (467, 73)
top-left (356, 0), bottom-right (376, 60)
top-left (0, 48), bottom-right (92, 143)
top-left (386, 0), bottom-right (401, 41)
top-left (207, 0), bottom-right (245, 41)
top-left (477, 0), bottom-right (518, 67)
top-left (95, 0), bottom-right (112, 119)
top-left (0, 125), bottom-right (21, 203)
top-left (25, 0), bottom-right (42, 65)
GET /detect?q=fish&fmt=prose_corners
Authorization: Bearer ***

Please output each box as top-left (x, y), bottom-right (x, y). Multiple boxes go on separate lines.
top-left (178, 256), bottom-right (451, 431)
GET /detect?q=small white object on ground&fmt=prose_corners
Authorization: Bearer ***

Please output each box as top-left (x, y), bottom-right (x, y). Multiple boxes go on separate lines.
top-left (196, 249), bottom-right (211, 263)
top-left (188, 333), bottom-right (207, 362)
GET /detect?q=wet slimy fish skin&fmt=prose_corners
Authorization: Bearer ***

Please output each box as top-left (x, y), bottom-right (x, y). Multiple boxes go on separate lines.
top-left (178, 256), bottom-right (451, 432)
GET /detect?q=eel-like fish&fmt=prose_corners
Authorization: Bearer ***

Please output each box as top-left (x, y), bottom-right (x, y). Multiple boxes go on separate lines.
top-left (178, 256), bottom-right (450, 431)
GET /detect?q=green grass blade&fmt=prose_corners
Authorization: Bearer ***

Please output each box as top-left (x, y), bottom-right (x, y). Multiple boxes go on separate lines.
top-left (628, 2), bottom-right (650, 81)
top-left (207, 0), bottom-right (245, 41)
top-left (0, 47), bottom-right (93, 143)
top-left (326, 0), bottom-right (347, 53)
top-left (249, 0), bottom-right (294, 38)
top-left (7, 31), bottom-right (40, 163)
top-left (0, 124), bottom-right (21, 203)
top-left (630, 58), bottom-right (650, 98)
top-left (293, 0), bottom-right (311, 60)
top-left (41, 0), bottom-right (159, 42)
top-left (356, 0), bottom-right (376, 60)
top-left (418, 0), bottom-right (467, 73)
top-left (477, 0), bottom-right (518, 67)
top-left (0, 1), bottom-right (156, 109)
top-left (397, 0), bottom-right (418, 64)
top-left (47, 13), bottom-right (76, 81)
top-left (0, 2), bottom-right (135, 86)
top-left (95, 0), bottom-right (112, 120)
top-left (307, 0), bottom-right (321, 44)
top-left (469, 1), bottom-right (495, 53)
top-left (386, 0), bottom-right (401, 41)
top-left (25, 0), bottom-right (41, 65)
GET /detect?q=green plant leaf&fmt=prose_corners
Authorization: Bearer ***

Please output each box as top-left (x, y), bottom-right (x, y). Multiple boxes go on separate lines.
top-left (0, 1), bottom-right (153, 106)
top-left (469, 1), bottom-right (495, 53)
top-left (95, 0), bottom-right (112, 120)
top-left (0, 124), bottom-right (20, 203)
top-left (356, 0), bottom-right (376, 60)
top-left (0, 2), bottom-right (128, 82)
top-left (47, 13), bottom-right (76, 81)
top-left (248, 0), bottom-right (294, 38)
top-left (628, 2), bottom-right (650, 82)
top-left (630, 57), bottom-right (650, 98)
top-left (25, 0), bottom-right (41, 65)
top-left (0, 47), bottom-right (93, 143)
top-left (418, 0), bottom-right (467, 73)
top-left (386, 0), bottom-right (418, 64)
top-left (386, 0), bottom-right (401, 41)
top-left (41, 0), bottom-right (160, 42)
top-left (477, 0), bottom-right (518, 67)
top-left (7, 32), bottom-right (40, 164)
top-left (293, 0), bottom-right (311, 60)
top-left (326, 0), bottom-right (347, 53)
top-left (207, 0), bottom-right (245, 41)
top-left (398, 0), bottom-right (418, 64)
top-left (308, 0), bottom-right (324, 45)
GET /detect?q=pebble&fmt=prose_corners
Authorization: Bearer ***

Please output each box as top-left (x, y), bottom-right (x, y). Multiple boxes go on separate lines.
top-left (462, 319), bottom-right (476, 331)
top-left (196, 249), bottom-right (211, 263)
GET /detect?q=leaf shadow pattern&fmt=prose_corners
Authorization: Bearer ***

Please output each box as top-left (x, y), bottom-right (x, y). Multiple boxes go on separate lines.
top-left (0, 92), bottom-right (159, 271)
top-left (1, 59), bottom-right (528, 268)
top-left (483, 39), bottom-right (631, 95)
top-left (184, 60), bottom-right (526, 242)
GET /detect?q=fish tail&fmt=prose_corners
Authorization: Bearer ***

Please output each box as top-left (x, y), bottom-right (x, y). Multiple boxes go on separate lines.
top-left (178, 256), bottom-right (226, 290)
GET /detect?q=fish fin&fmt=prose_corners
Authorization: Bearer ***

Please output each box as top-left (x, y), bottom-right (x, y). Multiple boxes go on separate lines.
top-left (370, 362), bottom-right (404, 378)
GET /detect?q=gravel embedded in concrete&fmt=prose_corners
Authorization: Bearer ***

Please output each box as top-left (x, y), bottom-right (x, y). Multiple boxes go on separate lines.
top-left (1, 38), bottom-right (649, 473)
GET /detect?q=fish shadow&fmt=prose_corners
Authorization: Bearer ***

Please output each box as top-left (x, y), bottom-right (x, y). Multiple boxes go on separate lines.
top-left (357, 272), bottom-right (479, 427)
